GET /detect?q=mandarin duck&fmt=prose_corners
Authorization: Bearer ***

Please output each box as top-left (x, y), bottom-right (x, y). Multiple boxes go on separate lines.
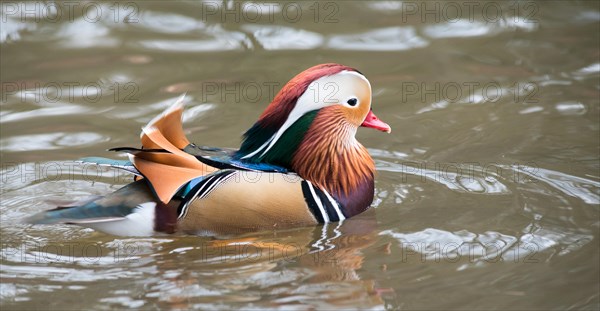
top-left (26, 63), bottom-right (391, 236)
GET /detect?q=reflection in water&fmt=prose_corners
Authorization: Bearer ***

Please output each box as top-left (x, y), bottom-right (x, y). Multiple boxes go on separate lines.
top-left (1, 215), bottom-right (388, 309)
top-left (143, 217), bottom-right (385, 309)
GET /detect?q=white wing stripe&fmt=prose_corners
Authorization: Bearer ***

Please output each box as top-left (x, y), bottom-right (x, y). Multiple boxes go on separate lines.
top-left (307, 181), bottom-right (330, 223)
top-left (240, 135), bottom-right (275, 159)
top-left (322, 189), bottom-right (345, 221)
top-left (178, 175), bottom-right (217, 219)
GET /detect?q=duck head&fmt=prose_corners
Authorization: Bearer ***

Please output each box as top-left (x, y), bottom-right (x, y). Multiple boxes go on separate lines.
top-left (236, 63), bottom-right (390, 214)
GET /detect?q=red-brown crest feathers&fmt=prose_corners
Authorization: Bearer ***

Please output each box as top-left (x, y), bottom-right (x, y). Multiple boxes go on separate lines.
top-left (258, 63), bottom-right (359, 129)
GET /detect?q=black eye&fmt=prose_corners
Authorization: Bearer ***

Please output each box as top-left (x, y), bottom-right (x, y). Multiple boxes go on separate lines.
top-left (347, 98), bottom-right (358, 106)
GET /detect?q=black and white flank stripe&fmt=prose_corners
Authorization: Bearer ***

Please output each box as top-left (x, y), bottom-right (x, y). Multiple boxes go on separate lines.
top-left (301, 181), bottom-right (346, 223)
top-left (177, 170), bottom-right (237, 219)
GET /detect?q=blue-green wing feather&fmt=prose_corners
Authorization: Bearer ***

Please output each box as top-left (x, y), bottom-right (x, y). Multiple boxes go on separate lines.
top-left (183, 144), bottom-right (289, 173)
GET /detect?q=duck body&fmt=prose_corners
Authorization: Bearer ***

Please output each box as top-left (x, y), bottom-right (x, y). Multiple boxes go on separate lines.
top-left (26, 64), bottom-right (391, 236)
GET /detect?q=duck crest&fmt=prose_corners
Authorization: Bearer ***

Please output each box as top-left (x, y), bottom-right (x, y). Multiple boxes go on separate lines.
top-left (236, 63), bottom-right (359, 165)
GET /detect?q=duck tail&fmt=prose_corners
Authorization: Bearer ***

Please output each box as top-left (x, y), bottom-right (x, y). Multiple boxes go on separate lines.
top-left (141, 93), bottom-right (191, 150)
top-left (116, 94), bottom-right (217, 204)
top-left (24, 180), bottom-right (159, 236)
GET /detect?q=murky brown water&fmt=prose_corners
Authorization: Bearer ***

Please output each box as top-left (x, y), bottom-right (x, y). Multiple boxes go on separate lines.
top-left (1, 1), bottom-right (599, 310)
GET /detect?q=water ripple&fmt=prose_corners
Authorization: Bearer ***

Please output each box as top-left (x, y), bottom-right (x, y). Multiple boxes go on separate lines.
top-left (55, 15), bottom-right (118, 49)
top-left (380, 228), bottom-right (518, 264)
top-left (136, 11), bottom-right (205, 34)
top-left (376, 159), bottom-right (511, 195)
top-left (0, 10), bottom-right (36, 43)
top-left (507, 165), bottom-right (600, 205)
top-left (138, 37), bottom-right (245, 52)
top-left (0, 264), bottom-right (145, 282)
top-left (423, 20), bottom-right (496, 39)
top-left (137, 25), bottom-right (250, 52)
top-left (572, 63), bottom-right (600, 78)
top-left (423, 18), bottom-right (536, 39)
top-left (555, 101), bottom-right (587, 115)
top-left (1, 105), bottom-right (92, 123)
top-left (380, 226), bottom-right (594, 266)
top-left (243, 25), bottom-right (323, 50)
top-left (327, 26), bottom-right (428, 51)
top-left (1, 132), bottom-right (109, 152)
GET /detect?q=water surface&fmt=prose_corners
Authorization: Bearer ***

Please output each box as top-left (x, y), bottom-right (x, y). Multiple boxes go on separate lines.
top-left (1, 1), bottom-right (599, 310)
